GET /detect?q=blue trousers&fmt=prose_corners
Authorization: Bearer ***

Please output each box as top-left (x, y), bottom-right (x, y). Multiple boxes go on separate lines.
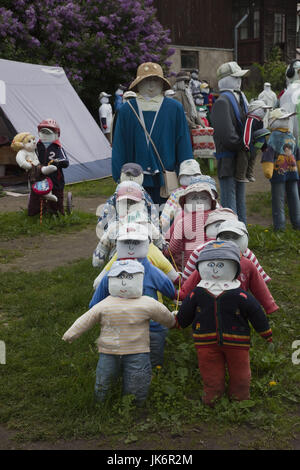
top-left (94, 352), bottom-right (152, 403)
top-left (149, 326), bottom-right (169, 368)
top-left (219, 177), bottom-right (247, 224)
top-left (271, 180), bottom-right (300, 230)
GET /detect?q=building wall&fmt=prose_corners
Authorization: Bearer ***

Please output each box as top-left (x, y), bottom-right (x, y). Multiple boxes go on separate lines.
top-left (153, 0), bottom-right (234, 48)
top-left (167, 46), bottom-right (234, 90)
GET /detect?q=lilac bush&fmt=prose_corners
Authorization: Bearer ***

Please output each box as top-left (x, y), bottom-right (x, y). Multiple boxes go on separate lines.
top-left (0, 0), bottom-right (174, 113)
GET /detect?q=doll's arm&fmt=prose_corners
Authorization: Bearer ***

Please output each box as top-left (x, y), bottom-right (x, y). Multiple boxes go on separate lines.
top-left (62, 305), bottom-right (102, 343)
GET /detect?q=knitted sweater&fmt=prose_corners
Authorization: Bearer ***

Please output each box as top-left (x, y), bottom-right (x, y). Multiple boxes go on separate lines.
top-left (63, 295), bottom-right (175, 355)
top-left (178, 256), bottom-right (278, 315)
top-left (176, 287), bottom-right (272, 349)
top-left (182, 244), bottom-right (271, 284)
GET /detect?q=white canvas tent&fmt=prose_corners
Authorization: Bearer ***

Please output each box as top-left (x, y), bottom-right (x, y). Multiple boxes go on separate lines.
top-left (0, 58), bottom-right (112, 184)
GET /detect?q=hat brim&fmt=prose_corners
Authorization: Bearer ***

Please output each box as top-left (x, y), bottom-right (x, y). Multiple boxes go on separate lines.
top-left (129, 74), bottom-right (171, 91)
top-left (269, 111), bottom-right (297, 125)
top-left (218, 227), bottom-right (248, 237)
top-left (231, 69), bottom-right (250, 78)
top-left (117, 234), bottom-right (148, 241)
top-left (117, 195), bottom-right (142, 202)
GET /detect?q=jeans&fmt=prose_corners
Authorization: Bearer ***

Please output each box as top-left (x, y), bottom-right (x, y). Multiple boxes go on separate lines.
top-left (219, 177), bottom-right (247, 224)
top-left (271, 180), bottom-right (300, 230)
top-left (94, 352), bottom-right (152, 403)
top-left (149, 326), bottom-right (169, 368)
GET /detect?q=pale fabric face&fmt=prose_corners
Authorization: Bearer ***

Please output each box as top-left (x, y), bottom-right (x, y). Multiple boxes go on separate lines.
top-left (205, 220), bottom-right (226, 239)
top-left (116, 238), bottom-right (149, 259)
top-left (23, 136), bottom-right (37, 152)
top-left (198, 258), bottom-right (238, 282)
top-left (120, 172), bottom-right (144, 186)
top-left (108, 272), bottom-right (144, 298)
top-left (218, 76), bottom-right (242, 91)
top-left (185, 191), bottom-right (212, 212)
top-left (217, 231), bottom-right (248, 254)
top-left (251, 107), bottom-right (267, 119)
top-left (179, 174), bottom-right (201, 186)
top-left (137, 77), bottom-right (164, 98)
top-left (38, 128), bottom-right (57, 143)
top-left (100, 97), bottom-right (109, 104)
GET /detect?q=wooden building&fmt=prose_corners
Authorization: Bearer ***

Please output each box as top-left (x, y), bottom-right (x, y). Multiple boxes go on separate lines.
top-left (153, 0), bottom-right (298, 87)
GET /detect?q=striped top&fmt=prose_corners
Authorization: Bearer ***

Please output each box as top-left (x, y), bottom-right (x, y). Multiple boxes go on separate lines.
top-left (160, 186), bottom-right (186, 237)
top-left (182, 244), bottom-right (271, 284)
top-left (62, 295), bottom-right (175, 355)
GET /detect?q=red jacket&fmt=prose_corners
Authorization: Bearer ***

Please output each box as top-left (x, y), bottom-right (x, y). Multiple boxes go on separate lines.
top-left (178, 256), bottom-right (278, 315)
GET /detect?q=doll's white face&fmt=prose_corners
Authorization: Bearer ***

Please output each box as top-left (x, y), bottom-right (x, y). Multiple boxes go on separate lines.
top-left (270, 118), bottom-right (289, 130)
top-left (251, 107), bottom-right (267, 119)
top-left (137, 77), bottom-right (164, 98)
top-left (120, 172), bottom-right (144, 186)
top-left (205, 220), bottom-right (226, 239)
top-left (185, 191), bottom-right (212, 212)
top-left (38, 128), bottom-right (57, 143)
top-left (217, 231), bottom-right (248, 254)
top-left (179, 174), bottom-right (201, 186)
top-left (108, 272), bottom-right (144, 298)
top-left (116, 238), bottom-right (149, 259)
top-left (198, 258), bottom-right (238, 282)
top-left (24, 137), bottom-right (37, 152)
top-left (100, 97), bottom-right (109, 104)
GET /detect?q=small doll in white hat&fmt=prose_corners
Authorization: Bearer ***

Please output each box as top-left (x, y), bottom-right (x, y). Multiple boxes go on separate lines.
top-left (182, 207), bottom-right (271, 285)
top-left (99, 91), bottom-right (113, 143)
top-left (174, 241), bottom-right (273, 406)
top-left (168, 182), bottom-right (217, 271)
top-left (90, 223), bottom-right (178, 368)
top-left (62, 259), bottom-right (175, 404)
top-left (261, 107), bottom-right (300, 231)
top-left (179, 220), bottom-right (278, 316)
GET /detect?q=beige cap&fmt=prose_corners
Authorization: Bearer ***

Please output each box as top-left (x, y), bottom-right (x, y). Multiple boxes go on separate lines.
top-left (129, 63), bottom-right (171, 91)
top-left (217, 61), bottom-right (249, 81)
top-left (217, 220), bottom-right (249, 237)
top-left (179, 159), bottom-right (201, 176)
top-left (268, 107), bottom-right (297, 127)
top-left (204, 208), bottom-right (238, 227)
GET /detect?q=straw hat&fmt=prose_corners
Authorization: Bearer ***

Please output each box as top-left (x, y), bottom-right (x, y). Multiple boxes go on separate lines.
top-left (129, 63), bottom-right (171, 91)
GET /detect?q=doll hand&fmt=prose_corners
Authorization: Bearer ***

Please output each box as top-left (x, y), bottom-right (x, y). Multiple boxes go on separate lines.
top-left (62, 333), bottom-right (74, 343)
top-left (41, 164), bottom-right (57, 175)
top-left (21, 161), bottom-right (33, 171)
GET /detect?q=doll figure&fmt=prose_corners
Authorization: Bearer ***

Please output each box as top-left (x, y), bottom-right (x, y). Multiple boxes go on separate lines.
top-left (189, 69), bottom-right (202, 97)
top-left (168, 182), bottom-right (216, 271)
top-left (99, 91), bottom-right (113, 143)
top-left (36, 118), bottom-right (69, 215)
top-left (234, 99), bottom-right (272, 183)
top-left (63, 259), bottom-right (175, 404)
top-left (182, 207), bottom-right (271, 284)
top-left (160, 159), bottom-right (202, 236)
top-left (261, 108), bottom-right (300, 230)
top-left (175, 240), bottom-right (273, 406)
top-left (258, 82), bottom-right (278, 127)
top-left (173, 70), bottom-right (202, 130)
top-left (179, 220), bottom-right (278, 315)
top-left (279, 61), bottom-right (300, 142)
top-left (11, 132), bottom-right (58, 215)
top-left (112, 63), bottom-right (193, 205)
top-left (114, 84), bottom-right (126, 112)
top-left (90, 223), bottom-right (177, 368)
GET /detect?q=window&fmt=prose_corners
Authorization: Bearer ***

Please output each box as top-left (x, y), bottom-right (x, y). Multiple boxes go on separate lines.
top-left (274, 13), bottom-right (286, 44)
top-left (181, 50), bottom-right (198, 70)
top-left (253, 9), bottom-right (260, 39)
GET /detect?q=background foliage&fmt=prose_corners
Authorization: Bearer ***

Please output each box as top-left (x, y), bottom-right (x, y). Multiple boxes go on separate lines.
top-left (0, 0), bottom-right (174, 117)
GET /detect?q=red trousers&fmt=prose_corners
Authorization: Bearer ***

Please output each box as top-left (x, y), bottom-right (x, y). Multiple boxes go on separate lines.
top-left (196, 345), bottom-right (251, 405)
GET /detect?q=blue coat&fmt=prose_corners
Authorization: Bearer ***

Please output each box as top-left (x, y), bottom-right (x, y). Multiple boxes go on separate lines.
top-left (112, 97), bottom-right (193, 188)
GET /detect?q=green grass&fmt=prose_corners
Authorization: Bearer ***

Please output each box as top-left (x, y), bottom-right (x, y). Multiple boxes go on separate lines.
top-left (0, 226), bottom-right (299, 448)
top-left (67, 177), bottom-right (117, 198)
top-left (0, 210), bottom-right (97, 241)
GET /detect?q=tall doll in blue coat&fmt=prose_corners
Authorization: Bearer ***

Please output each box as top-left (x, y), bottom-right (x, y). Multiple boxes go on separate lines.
top-left (112, 62), bottom-right (193, 206)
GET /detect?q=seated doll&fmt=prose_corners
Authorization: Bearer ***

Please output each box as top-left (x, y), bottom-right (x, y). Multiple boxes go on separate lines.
top-left (236, 99), bottom-right (272, 183)
top-left (174, 240), bottom-right (273, 406)
top-left (160, 159), bottom-right (201, 237)
top-left (178, 220), bottom-right (278, 315)
top-left (90, 223), bottom-right (177, 368)
top-left (62, 259), bottom-right (175, 404)
top-left (261, 107), bottom-right (300, 231)
top-left (168, 182), bottom-right (217, 272)
top-left (96, 164), bottom-right (160, 240)
top-left (182, 208), bottom-right (271, 284)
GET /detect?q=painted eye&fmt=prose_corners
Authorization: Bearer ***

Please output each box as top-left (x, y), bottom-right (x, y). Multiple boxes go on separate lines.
top-left (207, 262), bottom-right (215, 268)
top-left (216, 262), bottom-right (224, 269)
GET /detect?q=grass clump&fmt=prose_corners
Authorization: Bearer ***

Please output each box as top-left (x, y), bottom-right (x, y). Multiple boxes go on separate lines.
top-left (0, 210), bottom-right (97, 241)
top-left (67, 177), bottom-right (117, 198)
